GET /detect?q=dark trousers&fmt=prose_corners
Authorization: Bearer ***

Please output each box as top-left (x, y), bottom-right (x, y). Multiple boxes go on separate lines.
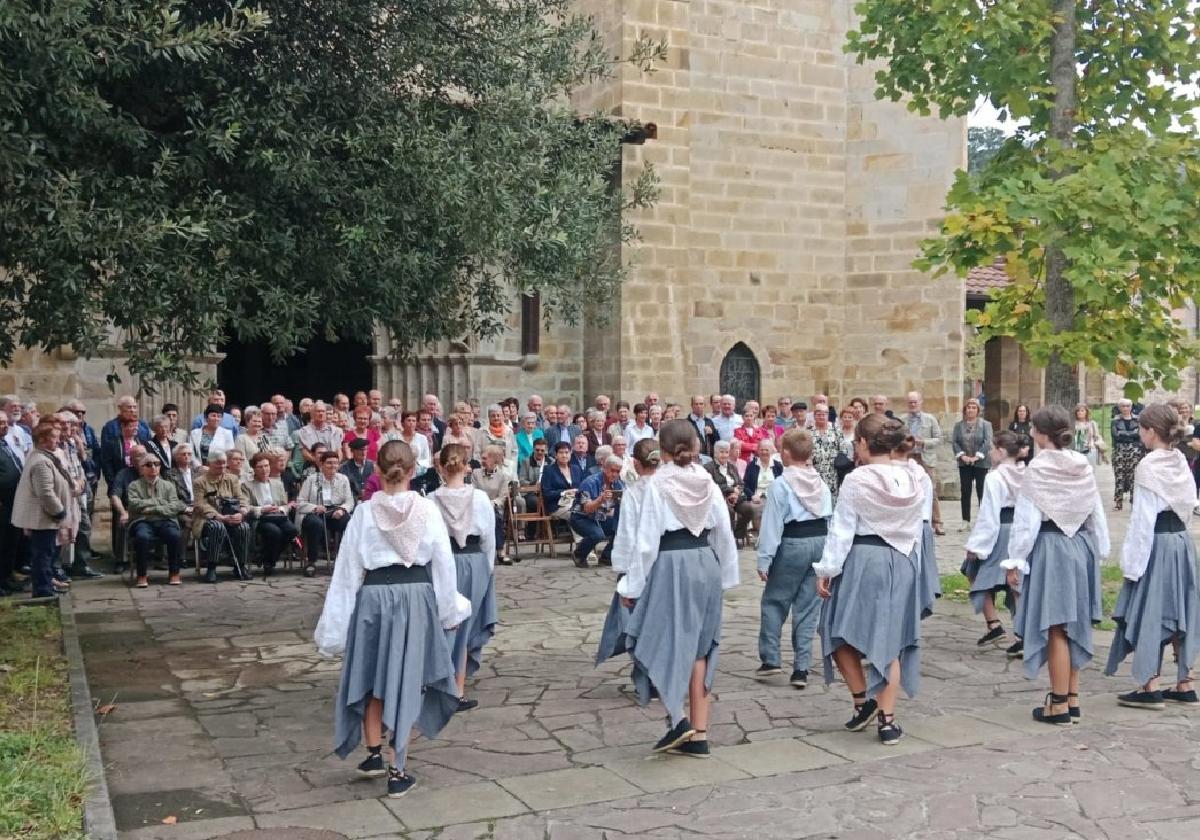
top-left (131, 519), bottom-right (183, 577)
top-left (0, 518), bottom-right (20, 583)
top-left (72, 493), bottom-right (95, 570)
top-left (29, 528), bottom-right (58, 597)
top-left (570, 514), bottom-right (617, 561)
top-left (200, 520), bottom-right (249, 571)
top-left (959, 464), bottom-right (988, 521)
top-left (302, 513), bottom-right (349, 564)
top-left (256, 517), bottom-right (299, 568)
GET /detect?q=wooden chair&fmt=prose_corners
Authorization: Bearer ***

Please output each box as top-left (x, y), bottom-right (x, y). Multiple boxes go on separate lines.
top-left (506, 485), bottom-right (558, 561)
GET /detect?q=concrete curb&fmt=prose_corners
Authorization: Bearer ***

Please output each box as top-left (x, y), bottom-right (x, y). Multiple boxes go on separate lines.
top-left (60, 597), bottom-right (119, 840)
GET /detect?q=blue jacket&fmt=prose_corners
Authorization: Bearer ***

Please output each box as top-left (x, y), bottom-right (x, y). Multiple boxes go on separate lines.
top-left (540, 461), bottom-right (584, 514)
top-left (741, 458), bottom-right (783, 503)
top-left (99, 418), bottom-right (151, 486)
top-left (572, 472), bottom-right (624, 522)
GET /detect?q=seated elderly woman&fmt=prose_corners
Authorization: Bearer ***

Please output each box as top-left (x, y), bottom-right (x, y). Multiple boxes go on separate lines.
top-left (294, 450), bottom-right (355, 576)
top-left (540, 441), bottom-right (584, 521)
top-left (245, 451), bottom-right (298, 576)
top-left (474, 403), bottom-right (518, 475)
top-left (190, 403), bottom-right (234, 466)
top-left (126, 452), bottom-right (186, 588)
top-left (470, 444), bottom-right (520, 564)
top-left (192, 451), bottom-right (252, 583)
top-left (705, 440), bottom-right (744, 530)
top-left (738, 438), bottom-right (783, 541)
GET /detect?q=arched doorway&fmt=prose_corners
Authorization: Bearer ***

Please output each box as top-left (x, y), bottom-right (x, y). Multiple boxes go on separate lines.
top-left (719, 342), bottom-right (760, 411)
top-left (218, 334), bottom-right (372, 409)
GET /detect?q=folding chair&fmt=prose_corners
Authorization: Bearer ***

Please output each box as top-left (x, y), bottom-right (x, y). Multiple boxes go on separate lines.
top-left (506, 485), bottom-right (557, 561)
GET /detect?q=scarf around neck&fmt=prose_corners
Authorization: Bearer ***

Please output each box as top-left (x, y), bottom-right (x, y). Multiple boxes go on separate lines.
top-left (1021, 448), bottom-right (1097, 536)
top-left (840, 463), bottom-right (924, 554)
top-left (433, 486), bottom-right (476, 548)
top-left (1135, 447), bottom-right (1196, 524)
top-left (654, 462), bottom-right (718, 536)
top-left (990, 461), bottom-right (1024, 502)
top-left (370, 492), bottom-right (429, 564)
top-left (782, 465), bottom-right (827, 515)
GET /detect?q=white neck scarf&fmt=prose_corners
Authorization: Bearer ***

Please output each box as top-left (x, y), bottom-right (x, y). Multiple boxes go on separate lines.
top-left (782, 465), bottom-right (826, 515)
top-left (433, 486), bottom-right (476, 548)
top-left (839, 463), bottom-right (924, 554)
top-left (1136, 448), bottom-right (1196, 524)
top-left (370, 492), bottom-right (428, 563)
top-left (654, 462), bottom-right (718, 536)
top-left (991, 462), bottom-right (1024, 501)
top-left (1021, 448), bottom-right (1097, 536)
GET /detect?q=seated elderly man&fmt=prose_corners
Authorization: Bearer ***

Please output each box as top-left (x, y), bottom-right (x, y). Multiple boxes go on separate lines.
top-left (295, 451), bottom-right (355, 576)
top-left (569, 456), bottom-right (624, 568)
top-left (471, 444), bottom-right (520, 564)
top-left (126, 453), bottom-right (186, 588)
top-left (108, 444), bottom-right (148, 573)
top-left (193, 452), bottom-right (253, 583)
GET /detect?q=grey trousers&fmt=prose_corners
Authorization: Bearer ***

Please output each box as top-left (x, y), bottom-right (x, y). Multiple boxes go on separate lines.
top-left (757, 536), bottom-right (823, 670)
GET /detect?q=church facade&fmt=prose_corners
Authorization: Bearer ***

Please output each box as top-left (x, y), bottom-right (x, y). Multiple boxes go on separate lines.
top-left (3, 0), bottom-right (967, 422)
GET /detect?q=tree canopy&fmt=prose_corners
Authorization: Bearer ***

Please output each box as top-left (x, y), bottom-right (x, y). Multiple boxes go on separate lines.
top-left (0, 0), bottom-right (660, 389)
top-left (847, 0), bottom-right (1200, 403)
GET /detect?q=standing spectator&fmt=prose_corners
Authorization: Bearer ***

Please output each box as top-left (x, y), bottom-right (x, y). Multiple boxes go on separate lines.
top-left (416, 409), bottom-right (443, 454)
top-left (760, 405), bottom-right (782, 441)
top-left (421, 394), bottom-right (447, 437)
top-left (368, 389), bottom-right (384, 414)
top-left (273, 394), bottom-right (302, 434)
top-left (2, 396), bottom-right (31, 461)
top-left (1073, 404), bottom-right (1105, 467)
top-left (190, 389), bottom-right (240, 436)
top-left (776, 396), bottom-right (795, 429)
top-left (903, 391), bottom-right (946, 535)
top-left (611, 436), bottom-right (638, 485)
top-left (126, 454), bottom-right (185, 587)
top-left (953, 398), bottom-right (994, 523)
top-left (526, 394), bottom-right (547, 428)
top-left (99, 396), bottom-right (150, 486)
top-left (144, 415), bottom-right (177, 472)
top-left (686, 396), bottom-right (718, 457)
top-left (190, 403), bottom-right (235, 466)
top-left (870, 395), bottom-right (891, 416)
top-left (11, 423), bottom-right (73, 597)
top-left (260, 402), bottom-right (293, 452)
top-left (809, 405), bottom-right (843, 499)
top-left (711, 395), bottom-right (743, 442)
top-left (624, 403), bottom-right (655, 449)
top-left (734, 400), bottom-right (770, 460)
top-left (295, 451), bottom-right (355, 577)
top-left (515, 413), bottom-right (545, 463)
top-left (193, 452), bottom-right (253, 583)
top-left (245, 452), bottom-right (297, 577)
top-left (65, 400), bottom-right (101, 502)
top-left (340, 438), bottom-right (376, 500)
top-left (395, 412), bottom-right (432, 473)
top-left (441, 413), bottom-right (476, 464)
top-left (570, 457), bottom-right (624, 568)
top-left (297, 402), bottom-right (345, 469)
top-left (1111, 399), bottom-right (1143, 510)
top-left (544, 406), bottom-right (579, 450)
top-left (56, 411), bottom-right (101, 578)
top-left (790, 402), bottom-right (808, 430)
top-left (583, 410), bottom-right (611, 455)
top-left (343, 407), bottom-right (380, 461)
top-left (0, 411), bottom-right (25, 594)
top-left (474, 404), bottom-right (517, 474)
top-left (233, 408), bottom-right (269, 467)
top-left (594, 394), bottom-right (612, 417)
top-left (1009, 404), bottom-right (1032, 440)
top-left (647, 405), bottom-right (664, 437)
top-left (606, 401), bottom-right (632, 441)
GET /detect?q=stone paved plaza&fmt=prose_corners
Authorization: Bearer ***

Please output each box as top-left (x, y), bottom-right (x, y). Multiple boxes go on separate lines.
top-left (72, 472), bottom-right (1200, 839)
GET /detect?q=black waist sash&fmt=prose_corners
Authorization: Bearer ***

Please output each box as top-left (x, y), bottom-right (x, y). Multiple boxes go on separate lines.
top-left (999, 507), bottom-right (1015, 524)
top-left (363, 564), bottom-right (432, 586)
top-left (851, 534), bottom-right (890, 548)
top-left (659, 528), bottom-right (710, 551)
top-left (783, 519), bottom-right (828, 538)
top-left (1039, 520), bottom-right (1064, 534)
top-left (1155, 510), bottom-right (1186, 533)
top-left (451, 534), bottom-right (483, 553)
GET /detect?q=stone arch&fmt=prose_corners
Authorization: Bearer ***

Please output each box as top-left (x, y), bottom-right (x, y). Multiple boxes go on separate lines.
top-left (719, 342), bottom-right (761, 411)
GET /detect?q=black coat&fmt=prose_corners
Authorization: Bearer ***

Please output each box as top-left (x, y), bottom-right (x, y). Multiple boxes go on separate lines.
top-left (741, 458), bottom-right (783, 503)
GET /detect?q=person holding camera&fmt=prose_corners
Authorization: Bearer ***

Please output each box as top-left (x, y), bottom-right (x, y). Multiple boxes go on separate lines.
top-left (296, 451), bottom-right (356, 576)
top-left (193, 452), bottom-right (253, 583)
top-left (569, 456), bottom-right (625, 568)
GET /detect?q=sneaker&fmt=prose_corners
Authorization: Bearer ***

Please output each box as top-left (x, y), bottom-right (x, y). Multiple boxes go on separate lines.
top-left (754, 663), bottom-right (782, 679)
top-left (653, 717), bottom-right (696, 752)
top-left (1005, 639), bottom-right (1024, 659)
top-left (387, 767), bottom-right (417, 798)
top-left (135, 576), bottom-right (149, 589)
top-left (845, 699), bottom-right (878, 732)
top-left (789, 669), bottom-right (808, 689)
top-left (669, 739), bottom-right (710, 758)
top-left (356, 752), bottom-right (386, 778)
top-left (1163, 688), bottom-right (1200, 705)
top-left (457, 698), bottom-right (479, 712)
top-left (70, 565), bottom-right (105, 579)
top-left (877, 716), bottom-right (904, 746)
top-left (977, 624), bottom-right (1006, 646)
top-left (168, 573), bottom-right (182, 586)
top-left (1117, 690), bottom-right (1165, 710)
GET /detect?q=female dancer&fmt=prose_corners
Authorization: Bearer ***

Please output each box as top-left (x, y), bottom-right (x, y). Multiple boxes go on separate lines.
top-left (1104, 403), bottom-right (1200, 708)
top-left (595, 438), bottom-right (660, 688)
top-left (432, 444), bottom-right (497, 712)
top-left (962, 430), bottom-right (1025, 649)
top-left (895, 436), bottom-right (940, 619)
top-left (1003, 406), bottom-right (1109, 725)
top-left (816, 414), bottom-right (924, 745)
top-left (314, 440), bottom-right (470, 798)
top-left (619, 420), bottom-right (739, 757)
top-left (753, 429), bottom-right (831, 689)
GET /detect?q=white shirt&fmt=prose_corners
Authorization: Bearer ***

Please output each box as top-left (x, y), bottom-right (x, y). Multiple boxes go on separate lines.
top-left (815, 463), bottom-right (917, 579)
top-left (1120, 488), bottom-right (1194, 582)
top-left (251, 480), bottom-right (274, 507)
top-left (617, 476), bottom-right (739, 599)
top-left (314, 496), bottom-right (472, 656)
top-left (964, 470), bottom-right (1020, 558)
top-left (401, 432), bottom-right (432, 470)
top-left (711, 413), bottom-right (743, 442)
top-left (431, 486), bottom-right (497, 571)
top-left (624, 423), bottom-right (655, 449)
top-left (1000, 493), bottom-right (1111, 575)
top-left (610, 479), bottom-right (650, 574)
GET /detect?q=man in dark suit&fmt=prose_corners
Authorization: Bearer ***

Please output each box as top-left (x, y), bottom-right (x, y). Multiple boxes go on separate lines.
top-left (99, 396), bottom-right (150, 486)
top-left (571, 435), bottom-right (598, 478)
top-left (687, 395), bottom-right (719, 457)
top-left (422, 394), bottom-right (448, 438)
top-left (544, 405), bottom-right (580, 450)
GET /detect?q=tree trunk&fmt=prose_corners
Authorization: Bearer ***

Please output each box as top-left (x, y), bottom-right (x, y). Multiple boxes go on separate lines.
top-left (1043, 0), bottom-right (1079, 408)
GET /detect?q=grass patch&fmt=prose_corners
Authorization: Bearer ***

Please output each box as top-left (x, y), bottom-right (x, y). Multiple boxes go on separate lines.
top-left (0, 602), bottom-right (87, 840)
top-left (939, 572), bottom-right (971, 603)
top-left (941, 567), bottom-right (1126, 631)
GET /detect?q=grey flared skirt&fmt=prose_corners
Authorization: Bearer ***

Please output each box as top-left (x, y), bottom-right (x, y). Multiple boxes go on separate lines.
top-left (624, 544), bottom-right (724, 726)
top-left (1105, 531), bottom-right (1200, 686)
top-left (448, 550), bottom-right (497, 678)
top-left (1012, 529), bottom-right (1102, 680)
top-left (333, 581), bottom-right (459, 759)
top-left (820, 538), bottom-right (922, 699)
top-left (595, 590), bottom-right (632, 665)
top-left (960, 521), bottom-right (1018, 616)
top-left (918, 522), bottom-right (942, 619)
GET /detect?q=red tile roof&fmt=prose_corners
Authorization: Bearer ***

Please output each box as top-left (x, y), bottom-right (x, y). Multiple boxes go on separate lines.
top-left (966, 257), bottom-right (1010, 297)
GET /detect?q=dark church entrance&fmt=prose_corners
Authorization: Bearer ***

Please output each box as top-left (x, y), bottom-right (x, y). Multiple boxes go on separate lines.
top-left (217, 334), bottom-right (372, 409)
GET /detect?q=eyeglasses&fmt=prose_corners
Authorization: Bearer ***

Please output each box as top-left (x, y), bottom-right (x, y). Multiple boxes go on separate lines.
top-left (142, 462), bottom-right (161, 468)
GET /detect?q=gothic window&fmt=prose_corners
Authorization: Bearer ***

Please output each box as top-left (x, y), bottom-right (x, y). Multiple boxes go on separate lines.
top-left (719, 343), bottom-right (760, 410)
top-left (520, 293), bottom-right (541, 356)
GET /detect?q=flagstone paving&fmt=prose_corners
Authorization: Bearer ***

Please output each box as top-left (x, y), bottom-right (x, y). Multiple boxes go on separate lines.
top-left (69, 472), bottom-right (1200, 839)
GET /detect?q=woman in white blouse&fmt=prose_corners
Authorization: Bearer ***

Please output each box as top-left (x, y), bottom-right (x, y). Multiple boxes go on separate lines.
top-left (1002, 405), bottom-right (1110, 726)
top-left (816, 414), bottom-right (924, 746)
top-left (314, 440), bottom-right (470, 799)
top-left (190, 403), bottom-right (234, 466)
top-left (1103, 403), bottom-right (1200, 708)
